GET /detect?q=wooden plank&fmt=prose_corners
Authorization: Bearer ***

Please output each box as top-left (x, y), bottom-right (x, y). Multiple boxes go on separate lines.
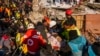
top-left (73, 15), bottom-right (84, 29)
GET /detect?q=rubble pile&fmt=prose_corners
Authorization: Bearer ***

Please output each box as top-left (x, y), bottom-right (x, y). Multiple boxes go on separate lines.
top-left (87, 3), bottom-right (100, 9)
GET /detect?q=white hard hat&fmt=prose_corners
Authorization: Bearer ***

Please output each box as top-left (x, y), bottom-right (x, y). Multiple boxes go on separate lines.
top-left (12, 17), bottom-right (15, 19)
top-left (49, 21), bottom-right (57, 28)
top-left (27, 23), bottom-right (35, 29)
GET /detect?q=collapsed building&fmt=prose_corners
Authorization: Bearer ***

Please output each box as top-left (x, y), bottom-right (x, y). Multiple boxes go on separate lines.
top-left (30, 0), bottom-right (100, 43)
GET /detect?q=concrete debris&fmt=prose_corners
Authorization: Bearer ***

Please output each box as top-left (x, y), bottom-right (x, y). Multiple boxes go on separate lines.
top-left (29, 0), bottom-right (100, 24)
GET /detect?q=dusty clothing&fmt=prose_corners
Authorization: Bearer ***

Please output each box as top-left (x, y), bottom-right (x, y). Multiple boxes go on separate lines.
top-left (66, 16), bottom-right (76, 26)
top-left (35, 22), bottom-right (48, 42)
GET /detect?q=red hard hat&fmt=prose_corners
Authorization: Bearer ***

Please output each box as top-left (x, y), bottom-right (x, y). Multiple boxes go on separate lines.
top-left (65, 9), bottom-right (72, 16)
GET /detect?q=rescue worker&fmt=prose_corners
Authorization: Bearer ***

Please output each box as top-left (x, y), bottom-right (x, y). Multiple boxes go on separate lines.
top-left (61, 8), bottom-right (78, 40)
top-left (65, 9), bottom-right (76, 26)
top-left (21, 23), bottom-right (47, 56)
top-left (0, 31), bottom-right (12, 55)
top-left (35, 21), bottom-right (48, 43)
top-left (0, 5), bottom-right (3, 18)
top-left (62, 19), bottom-right (81, 42)
top-left (49, 20), bottom-right (57, 34)
top-left (5, 7), bottom-right (11, 18)
top-left (59, 9), bottom-right (81, 56)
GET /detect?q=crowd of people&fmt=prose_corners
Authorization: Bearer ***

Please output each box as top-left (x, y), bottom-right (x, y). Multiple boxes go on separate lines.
top-left (0, 0), bottom-right (100, 56)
